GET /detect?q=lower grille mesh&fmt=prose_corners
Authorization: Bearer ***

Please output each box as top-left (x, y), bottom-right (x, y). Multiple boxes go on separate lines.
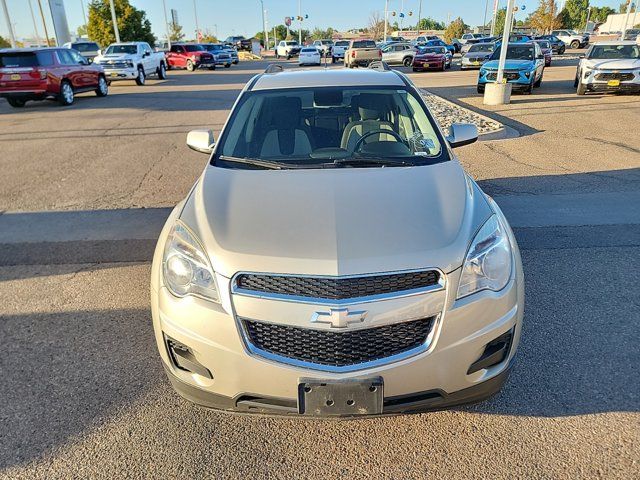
top-left (242, 317), bottom-right (435, 367)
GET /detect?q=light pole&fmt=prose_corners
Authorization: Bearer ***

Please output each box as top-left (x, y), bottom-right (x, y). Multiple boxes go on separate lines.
top-left (417, 0), bottom-right (422, 32)
top-left (0, 0), bottom-right (16, 48)
top-left (162, 0), bottom-right (171, 48)
top-left (490, 0), bottom-right (499, 36)
top-left (622, 0), bottom-right (632, 36)
top-left (260, 0), bottom-right (267, 50)
top-left (298, 0), bottom-right (302, 44)
top-left (36, 0), bottom-right (51, 46)
top-left (496, 0), bottom-right (516, 85)
top-left (29, 0), bottom-right (43, 45)
top-left (384, 0), bottom-right (389, 42)
top-left (584, 6), bottom-right (592, 33)
top-left (108, 0), bottom-right (120, 43)
top-left (483, 0), bottom-right (490, 35)
top-left (193, 0), bottom-right (200, 41)
top-left (80, 0), bottom-right (88, 38)
top-left (632, 4), bottom-right (639, 31)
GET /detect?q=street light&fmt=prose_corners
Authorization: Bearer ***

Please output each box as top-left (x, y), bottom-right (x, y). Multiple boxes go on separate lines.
top-left (162, 0), bottom-right (171, 48)
top-left (108, 0), bottom-right (120, 43)
top-left (260, 0), bottom-right (268, 51)
top-left (584, 6), bottom-right (592, 34)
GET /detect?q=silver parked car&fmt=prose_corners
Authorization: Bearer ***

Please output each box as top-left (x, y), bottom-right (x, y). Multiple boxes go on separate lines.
top-left (381, 42), bottom-right (416, 66)
top-left (461, 42), bottom-right (495, 69)
top-left (151, 67), bottom-right (524, 418)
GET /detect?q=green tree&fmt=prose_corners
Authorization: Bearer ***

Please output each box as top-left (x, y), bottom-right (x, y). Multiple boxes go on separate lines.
top-left (559, 0), bottom-right (589, 29)
top-left (168, 22), bottom-right (184, 42)
top-left (199, 34), bottom-right (218, 43)
top-left (591, 6), bottom-right (615, 22)
top-left (619, 2), bottom-right (630, 13)
top-left (0, 36), bottom-right (10, 48)
top-left (417, 17), bottom-right (445, 30)
top-left (529, 0), bottom-right (558, 33)
top-left (310, 27), bottom-right (335, 40)
top-left (77, 24), bottom-right (88, 37)
top-left (444, 17), bottom-right (466, 43)
top-left (87, 0), bottom-right (155, 47)
top-left (493, 8), bottom-right (506, 34)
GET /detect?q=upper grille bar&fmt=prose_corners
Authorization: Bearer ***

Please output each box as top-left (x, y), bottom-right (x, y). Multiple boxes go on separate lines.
top-left (233, 270), bottom-right (443, 304)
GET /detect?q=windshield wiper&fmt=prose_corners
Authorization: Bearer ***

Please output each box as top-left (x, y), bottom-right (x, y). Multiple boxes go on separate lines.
top-left (217, 155), bottom-right (305, 170)
top-left (330, 156), bottom-right (414, 167)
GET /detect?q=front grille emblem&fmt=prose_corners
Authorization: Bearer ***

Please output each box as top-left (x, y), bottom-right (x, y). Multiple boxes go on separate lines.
top-left (311, 308), bottom-right (367, 329)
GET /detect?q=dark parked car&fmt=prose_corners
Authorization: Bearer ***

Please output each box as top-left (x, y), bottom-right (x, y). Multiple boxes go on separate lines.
top-left (224, 36), bottom-right (252, 51)
top-left (534, 35), bottom-right (566, 55)
top-left (412, 46), bottom-right (449, 71)
top-left (534, 39), bottom-right (553, 66)
top-left (0, 47), bottom-right (107, 107)
top-left (62, 41), bottom-right (101, 62)
top-left (165, 44), bottom-right (215, 71)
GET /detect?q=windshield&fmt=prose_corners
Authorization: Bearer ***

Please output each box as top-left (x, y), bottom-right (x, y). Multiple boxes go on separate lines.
top-left (214, 87), bottom-right (447, 169)
top-left (203, 44), bottom-right (224, 51)
top-left (469, 43), bottom-right (493, 53)
top-left (418, 46), bottom-right (445, 54)
top-left (286, 41), bottom-right (298, 46)
top-left (335, 41), bottom-right (349, 47)
top-left (301, 48), bottom-right (318, 53)
top-left (184, 44), bottom-right (205, 52)
top-left (72, 42), bottom-right (99, 52)
top-left (535, 41), bottom-right (550, 49)
top-left (105, 45), bottom-right (137, 55)
top-left (490, 45), bottom-right (535, 61)
top-left (588, 44), bottom-right (640, 59)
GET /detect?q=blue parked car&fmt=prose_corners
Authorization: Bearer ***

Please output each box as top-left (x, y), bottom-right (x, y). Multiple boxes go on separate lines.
top-left (477, 42), bottom-right (545, 94)
top-left (424, 39), bottom-right (456, 55)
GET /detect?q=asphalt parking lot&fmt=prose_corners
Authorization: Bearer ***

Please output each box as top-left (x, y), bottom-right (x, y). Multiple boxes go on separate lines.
top-left (1, 56), bottom-right (639, 479)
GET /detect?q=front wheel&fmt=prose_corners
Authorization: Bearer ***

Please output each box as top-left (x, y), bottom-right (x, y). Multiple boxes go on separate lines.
top-left (559, 46), bottom-right (566, 55)
top-left (577, 81), bottom-right (587, 95)
top-left (570, 40), bottom-right (580, 49)
top-left (524, 80), bottom-right (534, 94)
top-left (7, 98), bottom-right (26, 108)
top-left (477, 85), bottom-right (485, 94)
top-left (95, 75), bottom-right (108, 97)
top-left (157, 63), bottom-right (167, 79)
top-left (224, 63), bottom-right (231, 68)
top-left (135, 67), bottom-right (146, 85)
top-left (534, 75), bottom-right (542, 88)
top-left (402, 56), bottom-right (412, 67)
top-left (186, 60), bottom-right (195, 72)
top-left (441, 61), bottom-right (446, 71)
top-left (58, 80), bottom-right (74, 105)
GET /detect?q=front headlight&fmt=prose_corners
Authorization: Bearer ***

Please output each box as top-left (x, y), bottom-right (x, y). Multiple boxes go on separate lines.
top-left (162, 221), bottom-right (220, 303)
top-left (456, 215), bottom-right (512, 299)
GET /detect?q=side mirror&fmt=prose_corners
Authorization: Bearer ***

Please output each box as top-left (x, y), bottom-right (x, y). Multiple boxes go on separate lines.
top-left (97, 49), bottom-right (102, 56)
top-left (143, 51), bottom-right (150, 57)
top-left (447, 123), bottom-right (478, 148)
top-left (186, 129), bottom-right (215, 154)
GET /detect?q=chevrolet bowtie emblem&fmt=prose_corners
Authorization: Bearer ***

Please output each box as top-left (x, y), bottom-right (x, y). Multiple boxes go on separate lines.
top-left (311, 308), bottom-right (367, 329)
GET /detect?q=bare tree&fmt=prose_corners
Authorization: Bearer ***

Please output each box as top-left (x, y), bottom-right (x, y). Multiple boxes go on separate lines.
top-left (368, 11), bottom-right (385, 40)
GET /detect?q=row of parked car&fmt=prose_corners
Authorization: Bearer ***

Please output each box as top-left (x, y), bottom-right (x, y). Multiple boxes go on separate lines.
top-left (0, 40), bottom-right (242, 108)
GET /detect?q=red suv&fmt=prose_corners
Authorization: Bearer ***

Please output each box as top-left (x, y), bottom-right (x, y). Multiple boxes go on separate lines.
top-left (0, 48), bottom-right (108, 108)
top-left (165, 44), bottom-right (215, 71)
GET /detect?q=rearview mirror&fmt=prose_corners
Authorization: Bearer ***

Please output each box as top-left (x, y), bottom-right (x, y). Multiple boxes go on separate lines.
top-left (186, 129), bottom-right (215, 154)
top-left (447, 123), bottom-right (478, 148)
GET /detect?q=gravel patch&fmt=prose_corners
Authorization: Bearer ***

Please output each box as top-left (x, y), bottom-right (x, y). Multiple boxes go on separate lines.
top-left (420, 89), bottom-right (504, 135)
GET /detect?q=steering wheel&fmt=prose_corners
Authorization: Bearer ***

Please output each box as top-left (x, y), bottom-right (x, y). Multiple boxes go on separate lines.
top-left (353, 129), bottom-right (407, 152)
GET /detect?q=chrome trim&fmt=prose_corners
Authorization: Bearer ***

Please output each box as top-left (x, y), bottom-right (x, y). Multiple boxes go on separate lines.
top-left (230, 268), bottom-right (446, 306)
top-left (238, 314), bottom-right (441, 373)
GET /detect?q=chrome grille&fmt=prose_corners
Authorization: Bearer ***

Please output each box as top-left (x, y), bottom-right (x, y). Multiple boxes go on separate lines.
top-left (234, 270), bottom-right (441, 301)
top-left (242, 317), bottom-right (436, 368)
top-left (486, 71), bottom-right (519, 81)
top-left (594, 72), bottom-right (634, 81)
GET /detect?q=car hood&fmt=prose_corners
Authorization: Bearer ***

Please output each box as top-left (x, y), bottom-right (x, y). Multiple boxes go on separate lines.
top-left (584, 58), bottom-right (640, 70)
top-left (464, 52), bottom-right (491, 58)
top-left (416, 53), bottom-right (445, 59)
top-left (483, 59), bottom-right (533, 70)
top-left (98, 53), bottom-right (136, 60)
top-left (180, 161), bottom-right (492, 278)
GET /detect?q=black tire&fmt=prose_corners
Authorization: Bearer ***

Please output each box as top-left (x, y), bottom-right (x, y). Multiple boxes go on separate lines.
top-left (157, 62), bottom-right (167, 79)
top-left (58, 80), bottom-right (74, 105)
top-left (574, 72), bottom-right (579, 88)
top-left (186, 60), bottom-right (195, 72)
top-left (233, 60), bottom-right (238, 64)
top-left (446, 60), bottom-right (451, 69)
top-left (286, 55), bottom-right (291, 60)
top-left (224, 63), bottom-right (231, 68)
top-left (95, 75), bottom-right (108, 97)
top-left (135, 66), bottom-right (146, 85)
top-left (402, 56), bottom-right (412, 67)
top-left (208, 65), bottom-right (216, 70)
top-left (166, 62), bottom-right (172, 70)
top-left (559, 46), bottom-right (566, 55)
top-left (7, 98), bottom-right (26, 108)
top-left (331, 56), bottom-right (336, 63)
top-left (534, 74), bottom-right (542, 88)
top-left (570, 40), bottom-right (580, 49)
top-left (441, 61), bottom-right (446, 71)
top-left (524, 80), bottom-right (534, 94)
top-left (477, 85), bottom-right (485, 94)
top-left (275, 53), bottom-right (279, 59)
top-left (577, 81), bottom-right (587, 95)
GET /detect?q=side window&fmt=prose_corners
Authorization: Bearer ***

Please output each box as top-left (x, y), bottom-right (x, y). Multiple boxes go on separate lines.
top-left (70, 50), bottom-right (86, 64)
top-left (56, 49), bottom-right (75, 65)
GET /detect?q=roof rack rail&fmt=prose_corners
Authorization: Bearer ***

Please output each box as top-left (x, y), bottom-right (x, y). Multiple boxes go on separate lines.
top-left (264, 63), bottom-right (284, 74)
top-left (368, 61), bottom-right (392, 71)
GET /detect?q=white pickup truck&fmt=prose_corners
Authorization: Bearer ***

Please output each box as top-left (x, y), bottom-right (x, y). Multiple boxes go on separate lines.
top-left (94, 42), bottom-right (167, 85)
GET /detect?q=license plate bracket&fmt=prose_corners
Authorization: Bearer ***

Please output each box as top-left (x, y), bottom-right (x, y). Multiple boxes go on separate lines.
top-left (298, 377), bottom-right (383, 416)
top-left (607, 79), bottom-right (620, 87)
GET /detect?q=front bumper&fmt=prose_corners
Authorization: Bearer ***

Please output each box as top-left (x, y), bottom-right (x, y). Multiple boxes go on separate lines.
top-left (100, 67), bottom-right (138, 80)
top-left (413, 59), bottom-right (445, 69)
top-left (478, 70), bottom-right (533, 89)
top-left (461, 58), bottom-right (484, 69)
top-left (152, 261), bottom-right (523, 417)
top-left (582, 69), bottom-right (640, 93)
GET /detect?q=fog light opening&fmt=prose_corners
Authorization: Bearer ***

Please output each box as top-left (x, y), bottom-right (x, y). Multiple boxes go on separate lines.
top-left (467, 328), bottom-right (514, 375)
top-left (164, 334), bottom-right (213, 379)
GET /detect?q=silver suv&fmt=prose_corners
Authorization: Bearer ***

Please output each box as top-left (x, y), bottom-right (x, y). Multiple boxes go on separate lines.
top-left (151, 65), bottom-right (524, 417)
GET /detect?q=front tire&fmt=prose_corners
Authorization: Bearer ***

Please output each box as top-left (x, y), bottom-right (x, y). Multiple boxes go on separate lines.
top-left (95, 75), bottom-right (108, 97)
top-left (577, 81), bottom-right (587, 95)
top-left (570, 40), bottom-right (580, 49)
top-left (135, 67), bottom-right (146, 85)
top-left (186, 60), bottom-right (195, 72)
top-left (224, 63), bottom-right (231, 68)
top-left (477, 85), bottom-right (485, 94)
top-left (402, 56), bottom-right (412, 67)
top-left (58, 80), bottom-right (74, 105)
top-left (534, 74), bottom-right (542, 88)
top-left (157, 63), bottom-right (167, 79)
top-left (559, 46), bottom-right (566, 55)
top-left (7, 98), bottom-right (26, 108)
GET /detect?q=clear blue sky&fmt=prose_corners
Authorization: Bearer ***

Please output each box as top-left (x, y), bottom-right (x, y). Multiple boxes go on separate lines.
top-left (1, 0), bottom-right (625, 42)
